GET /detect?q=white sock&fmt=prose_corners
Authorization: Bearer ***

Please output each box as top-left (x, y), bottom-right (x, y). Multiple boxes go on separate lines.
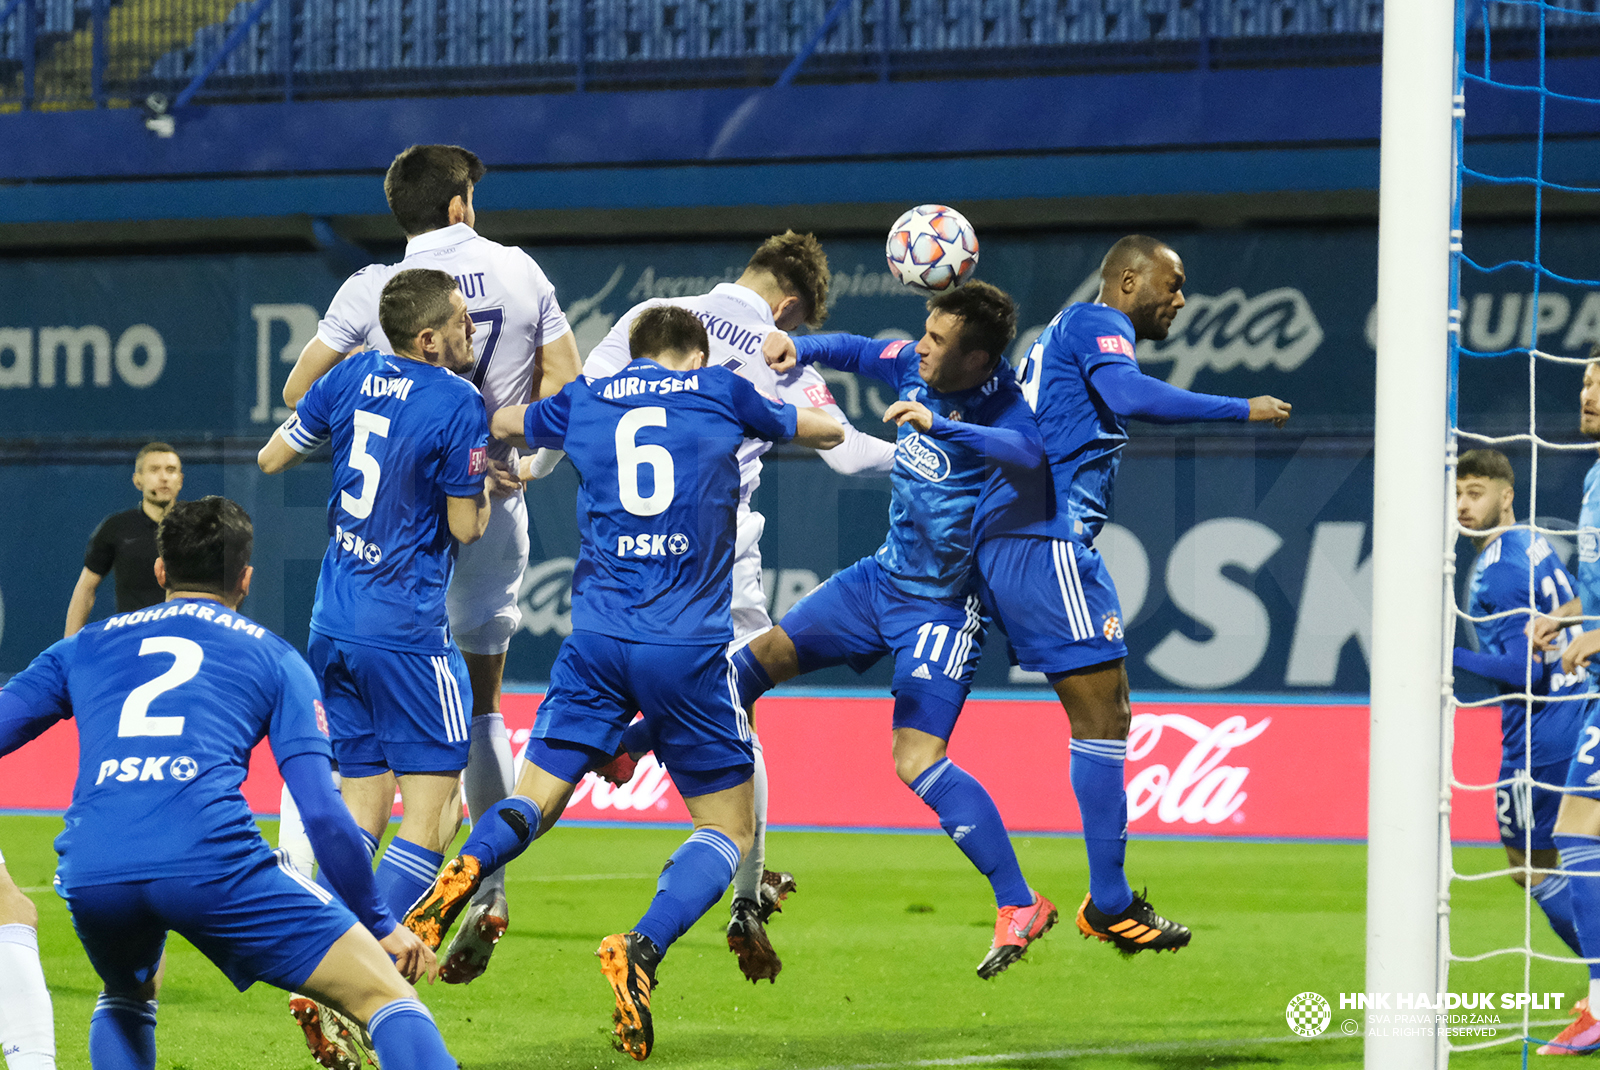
top-left (0, 923), bottom-right (56, 1070)
top-left (1589, 977), bottom-right (1600, 1012)
top-left (731, 735), bottom-right (767, 903)
top-left (465, 714), bottom-right (514, 900)
top-left (277, 769), bottom-right (340, 879)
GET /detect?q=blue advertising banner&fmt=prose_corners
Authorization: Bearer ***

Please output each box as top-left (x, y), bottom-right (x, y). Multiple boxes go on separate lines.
top-left (5, 222), bottom-right (1596, 693)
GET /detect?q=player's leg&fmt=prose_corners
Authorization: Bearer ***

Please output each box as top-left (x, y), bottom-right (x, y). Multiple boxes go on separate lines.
top-left (1502, 759), bottom-right (1579, 955)
top-left (1543, 708), bottom-right (1600, 1054)
top-left (296, 927), bottom-right (454, 1070)
top-left (59, 882), bottom-right (166, 1070)
top-left (0, 856), bottom-right (55, 1070)
top-left (599, 642), bottom-right (757, 1059)
top-left (734, 558), bottom-right (893, 703)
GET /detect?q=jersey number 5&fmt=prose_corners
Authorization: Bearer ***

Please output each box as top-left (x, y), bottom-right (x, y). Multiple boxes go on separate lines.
top-left (342, 409), bottom-right (392, 520)
top-left (616, 406), bottom-right (675, 517)
top-left (118, 636), bottom-right (203, 737)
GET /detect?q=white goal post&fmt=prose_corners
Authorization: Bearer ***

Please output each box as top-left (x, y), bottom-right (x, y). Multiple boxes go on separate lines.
top-left (1367, 0), bottom-right (1458, 1066)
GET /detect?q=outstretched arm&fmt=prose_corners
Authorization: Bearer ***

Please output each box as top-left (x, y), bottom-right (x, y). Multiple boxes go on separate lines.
top-left (883, 401), bottom-right (1045, 469)
top-left (1453, 635), bottom-right (1541, 690)
top-left (0, 689), bottom-right (66, 759)
top-left (1089, 360), bottom-right (1289, 426)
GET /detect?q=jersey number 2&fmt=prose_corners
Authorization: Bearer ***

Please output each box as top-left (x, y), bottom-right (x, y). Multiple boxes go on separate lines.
top-left (342, 409), bottom-right (392, 520)
top-left (118, 636), bottom-right (203, 737)
top-left (616, 407), bottom-right (675, 517)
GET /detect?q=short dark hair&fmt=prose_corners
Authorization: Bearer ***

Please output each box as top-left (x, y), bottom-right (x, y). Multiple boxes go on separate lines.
top-left (380, 269), bottom-right (459, 356)
top-left (1458, 449), bottom-right (1515, 485)
top-left (747, 232), bottom-right (831, 328)
top-left (384, 145), bottom-right (487, 236)
top-left (157, 496), bottom-right (253, 596)
top-left (134, 442), bottom-right (179, 470)
top-left (1100, 234), bottom-right (1172, 285)
top-left (629, 305), bottom-right (710, 363)
top-left (927, 280), bottom-right (1018, 369)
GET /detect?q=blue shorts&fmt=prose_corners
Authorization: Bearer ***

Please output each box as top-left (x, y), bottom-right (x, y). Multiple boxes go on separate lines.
top-left (976, 535), bottom-right (1128, 676)
top-left (1565, 696), bottom-right (1600, 799)
top-left (1498, 758), bottom-right (1567, 851)
top-left (63, 853), bottom-right (358, 993)
top-left (777, 557), bottom-right (985, 740)
top-left (534, 633), bottom-right (754, 798)
top-left (307, 631), bottom-right (472, 777)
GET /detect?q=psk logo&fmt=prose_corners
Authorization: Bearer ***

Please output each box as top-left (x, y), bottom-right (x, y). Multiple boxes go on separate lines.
top-left (170, 756), bottom-right (199, 782)
top-left (1285, 992), bottom-right (1331, 1037)
top-left (898, 431), bottom-right (952, 483)
top-left (1102, 613), bottom-right (1123, 641)
top-left (668, 533), bottom-right (689, 555)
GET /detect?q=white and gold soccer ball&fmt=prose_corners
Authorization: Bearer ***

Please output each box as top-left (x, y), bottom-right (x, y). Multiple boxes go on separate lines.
top-left (885, 204), bottom-right (979, 294)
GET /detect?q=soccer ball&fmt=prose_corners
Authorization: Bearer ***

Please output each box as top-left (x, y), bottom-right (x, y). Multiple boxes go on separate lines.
top-left (885, 205), bottom-right (979, 295)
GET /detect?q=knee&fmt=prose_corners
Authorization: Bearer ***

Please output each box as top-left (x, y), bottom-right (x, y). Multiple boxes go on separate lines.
top-left (0, 882), bottom-right (37, 928)
top-left (1510, 870), bottom-right (1532, 890)
top-left (892, 741), bottom-right (944, 787)
top-left (1074, 693), bottom-right (1131, 741)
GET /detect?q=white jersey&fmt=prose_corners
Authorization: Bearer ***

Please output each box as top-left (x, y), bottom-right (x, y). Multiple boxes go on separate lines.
top-left (584, 282), bottom-right (891, 503)
top-left (317, 222), bottom-right (572, 464)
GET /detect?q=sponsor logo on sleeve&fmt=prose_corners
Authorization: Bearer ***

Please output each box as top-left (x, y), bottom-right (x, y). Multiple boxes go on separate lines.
top-left (467, 446), bottom-right (488, 476)
top-left (313, 700), bottom-right (329, 737)
top-left (804, 382), bottom-right (836, 407)
top-left (881, 340), bottom-right (912, 360)
top-left (1096, 335), bottom-right (1136, 358)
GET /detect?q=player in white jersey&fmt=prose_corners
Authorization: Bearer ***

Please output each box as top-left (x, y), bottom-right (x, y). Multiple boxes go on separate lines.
top-left (572, 232), bottom-right (895, 982)
top-left (0, 851), bottom-right (54, 1070)
top-left (279, 144), bottom-right (581, 984)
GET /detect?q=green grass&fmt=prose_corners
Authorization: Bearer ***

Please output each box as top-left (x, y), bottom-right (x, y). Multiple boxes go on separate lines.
top-left (1, 813), bottom-right (1579, 1068)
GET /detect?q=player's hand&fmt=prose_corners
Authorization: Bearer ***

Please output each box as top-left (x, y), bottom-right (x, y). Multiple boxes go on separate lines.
top-left (1529, 614), bottom-right (1568, 653)
top-left (763, 332), bottom-right (798, 372)
top-left (379, 923), bottom-right (439, 985)
top-left (883, 399), bottom-right (933, 434)
top-left (485, 460), bottom-right (521, 498)
top-left (1563, 629), bottom-right (1600, 676)
top-left (1248, 396), bottom-right (1292, 427)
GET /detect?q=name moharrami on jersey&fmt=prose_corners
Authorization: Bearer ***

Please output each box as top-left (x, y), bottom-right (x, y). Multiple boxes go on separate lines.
top-left (316, 222), bottom-right (572, 463)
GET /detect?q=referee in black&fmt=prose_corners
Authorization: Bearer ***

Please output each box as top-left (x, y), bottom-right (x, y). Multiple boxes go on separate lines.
top-left (63, 442), bottom-right (184, 636)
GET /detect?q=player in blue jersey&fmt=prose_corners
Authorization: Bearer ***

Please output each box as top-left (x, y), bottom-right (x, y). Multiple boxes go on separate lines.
top-left (1530, 355), bottom-right (1600, 1054)
top-left (755, 281), bottom-right (1060, 979)
top-left (0, 497), bottom-right (456, 1070)
top-left (258, 268), bottom-right (497, 1038)
top-left (399, 305), bottom-right (842, 1060)
top-left (984, 235), bottom-right (1290, 957)
top-left (1452, 449), bottom-right (1586, 957)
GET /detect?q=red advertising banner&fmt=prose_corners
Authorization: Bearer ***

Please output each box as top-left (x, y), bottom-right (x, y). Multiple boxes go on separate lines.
top-left (0, 692), bottom-right (1505, 842)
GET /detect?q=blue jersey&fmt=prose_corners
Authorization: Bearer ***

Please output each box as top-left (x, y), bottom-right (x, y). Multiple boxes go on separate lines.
top-left (1466, 529), bottom-right (1587, 766)
top-left (524, 359), bottom-right (796, 645)
top-left (282, 350), bottom-right (490, 654)
top-left (796, 334), bottom-right (1035, 600)
top-left (1580, 459), bottom-right (1600, 626)
top-left (1004, 302), bottom-right (1147, 544)
top-left (0, 599), bottom-right (332, 890)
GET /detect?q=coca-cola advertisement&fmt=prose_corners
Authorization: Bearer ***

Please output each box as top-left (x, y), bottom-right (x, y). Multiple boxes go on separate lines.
top-left (0, 693), bottom-right (1502, 842)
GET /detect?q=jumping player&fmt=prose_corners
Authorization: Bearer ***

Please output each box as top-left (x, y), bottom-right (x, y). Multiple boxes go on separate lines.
top-left (754, 280), bottom-right (1059, 979)
top-left (573, 231), bottom-right (894, 982)
top-left (402, 306), bottom-right (843, 1060)
top-left (1452, 449), bottom-right (1584, 953)
top-left (981, 235), bottom-right (1289, 956)
top-left (280, 144), bottom-right (580, 983)
top-left (0, 497), bottom-right (455, 1070)
top-left (259, 269), bottom-right (494, 1046)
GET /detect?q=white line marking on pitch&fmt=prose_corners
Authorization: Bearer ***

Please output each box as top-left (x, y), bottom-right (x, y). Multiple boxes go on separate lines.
top-left (519, 873), bottom-right (655, 882)
top-left (810, 1033), bottom-right (1348, 1069)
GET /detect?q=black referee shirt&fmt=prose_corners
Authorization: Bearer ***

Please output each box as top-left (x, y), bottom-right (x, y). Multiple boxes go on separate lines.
top-left (83, 507), bottom-right (166, 612)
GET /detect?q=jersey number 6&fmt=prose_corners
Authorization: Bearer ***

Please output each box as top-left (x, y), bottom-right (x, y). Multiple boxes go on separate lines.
top-left (616, 406), bottom-right (675, 517)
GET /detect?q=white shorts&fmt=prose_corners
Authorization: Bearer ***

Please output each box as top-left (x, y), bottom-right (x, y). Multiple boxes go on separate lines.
top-left (730, 506), bottom-right (772, 647)
top-left (448, 491), bottom-right (530, 656)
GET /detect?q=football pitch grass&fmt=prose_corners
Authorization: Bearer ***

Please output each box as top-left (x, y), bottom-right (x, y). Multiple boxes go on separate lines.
top-left (1, 813), bottom-right (1582, 1068)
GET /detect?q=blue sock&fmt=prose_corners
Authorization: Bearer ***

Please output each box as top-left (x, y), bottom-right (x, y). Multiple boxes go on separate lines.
top-left (1070, 738), bottom-right (1133, 915)
top-left (375, 838), bottom-right (444, 920)
top-left (621, 717), bottom-right (655, 757)
top-left (89, 995), bottom-right (157, 1070)
top-left (315, 827), bottom-right (380, 898)
top-left (367, 997), bottom-right (456, 1070)
top-left (633, 829), bottom-right (741, 955)
top-left (910, 758), bottom-right (1033, 909)
top-left (730, 644), bottom-right (774, 709)
top-left (458, 795), bottom-right (541, 875)
top-left (1532, 872), bottom-right (1583, 956)
top-left (1558, 833), bottom-right (1600, 980)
